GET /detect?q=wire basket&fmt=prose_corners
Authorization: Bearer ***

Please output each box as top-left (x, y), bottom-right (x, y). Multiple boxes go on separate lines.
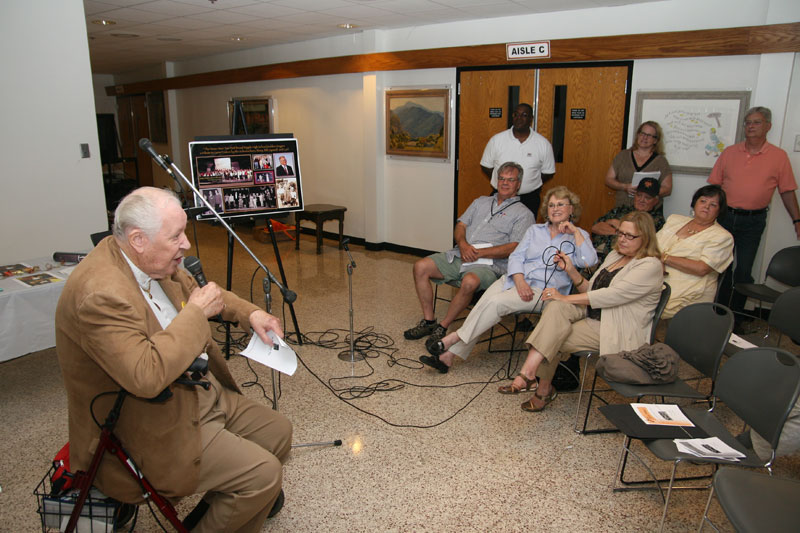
top-left (34, 464), bottom-right (136, 532)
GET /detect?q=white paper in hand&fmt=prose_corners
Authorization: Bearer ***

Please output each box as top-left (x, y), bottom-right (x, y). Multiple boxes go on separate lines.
top-left (240, 330), bottom-right (297, 376)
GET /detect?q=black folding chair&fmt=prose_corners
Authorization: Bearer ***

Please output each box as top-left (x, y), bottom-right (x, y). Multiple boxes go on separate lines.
top-left (733, 245), bottom-right (800, 332)
top-left (699, 467), bottom-right (800, 532)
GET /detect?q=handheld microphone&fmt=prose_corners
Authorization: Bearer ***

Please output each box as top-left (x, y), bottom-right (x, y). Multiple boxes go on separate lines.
top-left (183, 255), bottom-right (225, 326)
top-left (138, 138), bottom-right (173, 175)
top-left (183, 255), bottom-right (208, 287)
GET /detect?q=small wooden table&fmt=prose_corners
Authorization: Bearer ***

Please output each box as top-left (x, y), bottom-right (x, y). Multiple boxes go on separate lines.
top-left (295, 204), bottom-right (347, 254)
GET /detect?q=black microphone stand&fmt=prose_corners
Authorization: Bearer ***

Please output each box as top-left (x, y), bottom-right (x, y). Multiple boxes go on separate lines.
top-left (140, 139), bottom-right (301, 410)
top-left (337, 239), bottom-right (364, 364)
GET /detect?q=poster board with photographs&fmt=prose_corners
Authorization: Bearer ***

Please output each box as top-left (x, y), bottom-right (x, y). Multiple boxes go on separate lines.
top-left (189, 136), bottom-right (303, 220)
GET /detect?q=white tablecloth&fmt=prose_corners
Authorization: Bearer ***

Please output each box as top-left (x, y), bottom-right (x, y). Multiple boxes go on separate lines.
top-left (0, 258), bottom-right (74, 362)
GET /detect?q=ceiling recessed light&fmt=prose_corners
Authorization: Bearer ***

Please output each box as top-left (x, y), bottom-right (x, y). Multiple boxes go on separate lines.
top-left (230, 35), bottom-right (245, 42)
top-left (110, 32), bottom-right (140, 39)
top-left (91, 19), bottom-right (116, 26)
top-left (337, 23), bottom-right (358, 29)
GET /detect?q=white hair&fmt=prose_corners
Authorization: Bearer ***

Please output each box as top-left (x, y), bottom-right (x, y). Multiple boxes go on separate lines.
top-left (113, 187), bottom-right (181, 240)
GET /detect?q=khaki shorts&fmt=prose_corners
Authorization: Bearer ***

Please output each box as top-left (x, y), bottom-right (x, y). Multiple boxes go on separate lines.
top-left (429, 252), bottom-right (498, 290)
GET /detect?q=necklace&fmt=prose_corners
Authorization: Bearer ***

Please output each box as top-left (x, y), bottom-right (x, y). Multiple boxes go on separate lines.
top-left (686, 221), bottom-right (712, 235)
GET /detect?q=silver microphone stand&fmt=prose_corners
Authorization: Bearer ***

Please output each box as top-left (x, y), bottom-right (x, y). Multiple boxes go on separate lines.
top-left (338, 239), bottom-right (364, 363)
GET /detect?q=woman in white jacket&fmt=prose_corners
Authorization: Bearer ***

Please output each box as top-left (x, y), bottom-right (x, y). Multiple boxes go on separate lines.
top-left (503, 210), bottom-right (664, 412)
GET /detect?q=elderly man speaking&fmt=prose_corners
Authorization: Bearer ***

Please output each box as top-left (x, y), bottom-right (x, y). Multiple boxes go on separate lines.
top-left (56, 187), bottom-right (292, 532)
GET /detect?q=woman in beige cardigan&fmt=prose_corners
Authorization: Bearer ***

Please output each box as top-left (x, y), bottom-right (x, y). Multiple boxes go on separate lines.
top-left (500, 210), bottom-right (664, 412)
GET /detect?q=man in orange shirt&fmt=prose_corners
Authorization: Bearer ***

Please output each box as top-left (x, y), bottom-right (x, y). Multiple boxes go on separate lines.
top-left (708, 106), bottom-right (800, 328)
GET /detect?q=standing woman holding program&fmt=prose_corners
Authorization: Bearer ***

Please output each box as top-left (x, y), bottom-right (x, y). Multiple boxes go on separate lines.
top-left (605, 121), bottom-right (673, 213)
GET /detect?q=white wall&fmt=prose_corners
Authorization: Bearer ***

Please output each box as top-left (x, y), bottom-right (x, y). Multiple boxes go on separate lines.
top-left (376, 69), bottom-right (456, 251)
top-left (1, 0), bottom-right (106, 264)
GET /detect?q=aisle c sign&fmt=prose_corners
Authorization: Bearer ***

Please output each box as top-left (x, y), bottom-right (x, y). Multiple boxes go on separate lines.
top-left (506, 41), bottom-right (551, 60)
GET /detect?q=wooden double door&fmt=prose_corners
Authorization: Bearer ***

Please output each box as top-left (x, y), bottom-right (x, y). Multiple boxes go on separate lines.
top-left (457, 63), bottom-right (630, 228)
top-left (117, 94), bottom-right (154, 188)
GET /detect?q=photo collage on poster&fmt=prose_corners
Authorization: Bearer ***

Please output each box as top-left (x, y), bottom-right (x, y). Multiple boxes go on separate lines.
top-left (189, 137), bottom-right (303, 220)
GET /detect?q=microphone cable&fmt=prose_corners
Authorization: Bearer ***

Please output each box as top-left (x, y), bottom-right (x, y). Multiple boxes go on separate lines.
top-left (277, 302), bottom-right (519, 429)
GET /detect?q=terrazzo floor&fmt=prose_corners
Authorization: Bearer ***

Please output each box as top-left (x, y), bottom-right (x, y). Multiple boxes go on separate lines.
top-left (2, 221), bottom-right (799, 532)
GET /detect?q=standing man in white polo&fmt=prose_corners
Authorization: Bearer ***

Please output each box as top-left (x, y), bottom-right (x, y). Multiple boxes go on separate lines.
top-left (480, 103), bottom-right (556, 219)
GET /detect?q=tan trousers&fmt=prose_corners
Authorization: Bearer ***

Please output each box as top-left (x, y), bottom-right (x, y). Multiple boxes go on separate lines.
top-left (194, 373), bottom-right (293, 533)
top-left (523, 300), bottom-right (600, 381)
top-left (450, 276), bottom-right (544, 360)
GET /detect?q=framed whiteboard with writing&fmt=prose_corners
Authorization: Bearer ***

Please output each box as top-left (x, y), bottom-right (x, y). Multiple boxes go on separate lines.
top-left (634, 91), bottom-right (750, 175)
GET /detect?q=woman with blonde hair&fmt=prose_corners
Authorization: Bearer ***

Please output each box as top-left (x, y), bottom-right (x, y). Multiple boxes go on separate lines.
top-left (605, 121), bottom-right (672, 210)
top-left (420, 186), bottom-right (598, 374)
top-left (500, 210), bottom-right (664, 411)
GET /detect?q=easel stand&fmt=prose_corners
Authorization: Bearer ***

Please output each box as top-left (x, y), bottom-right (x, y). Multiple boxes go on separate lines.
top-left (220, 220), bottom-right (303, 364)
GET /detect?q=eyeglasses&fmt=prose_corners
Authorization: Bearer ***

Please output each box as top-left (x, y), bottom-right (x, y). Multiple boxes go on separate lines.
top-left (497, 176), bottom-right (519, 182)
top-left (548, 201), bottom-right (571, 209)
top-left (638, 131), bottom-right (657, 139)
top-left (744, 120), bottom-right (765, 126)
top-left (616, 230), bottom-right (641, 241)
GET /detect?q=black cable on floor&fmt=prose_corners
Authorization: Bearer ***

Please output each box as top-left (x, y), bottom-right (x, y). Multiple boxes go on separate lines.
top-left (278, 303), bottom-right (518, 429)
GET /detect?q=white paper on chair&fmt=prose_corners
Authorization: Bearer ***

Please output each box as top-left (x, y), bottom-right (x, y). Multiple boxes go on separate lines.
top-left (240, 330), bottom-right (297, 376)
top-left (460, 242), bottom-right (493, 271)
top-left (631, 403), bottom-right (695, 426)
top-left (728, 333), bottom-right (757, 349)
top-left (674, 437), bottom-right (745, 461)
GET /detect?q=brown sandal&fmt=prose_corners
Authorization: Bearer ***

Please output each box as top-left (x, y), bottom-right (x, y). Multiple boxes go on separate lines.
top-left (498, 373), bottom-right (538, 394)
top-left (521, 388), bottom-right (557, 412)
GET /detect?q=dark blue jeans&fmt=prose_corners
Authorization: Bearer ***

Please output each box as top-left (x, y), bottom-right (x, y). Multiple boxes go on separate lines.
top-left (716, 209), bottom-right (768, 318)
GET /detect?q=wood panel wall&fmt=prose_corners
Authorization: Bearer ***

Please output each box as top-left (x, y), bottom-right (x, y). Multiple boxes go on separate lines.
top-left (107, 22), bottom-right (800, 96)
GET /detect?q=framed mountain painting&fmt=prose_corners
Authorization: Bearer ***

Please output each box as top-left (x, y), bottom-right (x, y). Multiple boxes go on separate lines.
top-left (386, 89), bottom-right (449, 159)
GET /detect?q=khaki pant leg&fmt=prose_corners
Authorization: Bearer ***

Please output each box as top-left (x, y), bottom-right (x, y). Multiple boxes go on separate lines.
top-left (194, 378), bottom-right (293, 533)
top-left (523, 300), bottom-right (587, 360)
top-left (450, 277), bottom-right (542, 360)
top-left (535, 318), bottom-right (601, 382)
